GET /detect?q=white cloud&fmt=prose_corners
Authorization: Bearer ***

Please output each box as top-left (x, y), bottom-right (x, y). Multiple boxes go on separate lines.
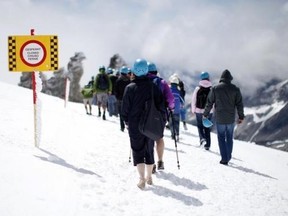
top-left (1, 0), bottom-right (287, 95)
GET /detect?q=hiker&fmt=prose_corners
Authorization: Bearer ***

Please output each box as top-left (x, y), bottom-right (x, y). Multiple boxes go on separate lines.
top-left (107, 67), bottom-right (119, 117)
top-left (147, 62), bottom-right (174, 172)
top-left (80, 84), bottom-right (93, 115)
top-left (93, 65), bottom-right (112, 120)
top-left (178, 77), bottom-right (188, 130)
top-left (122, 59), bottom-right (165, 190)
top-left (170, 74), bottom-right (187, 130)
top-left (203, 69), bottom-right (245, 165)
top-left (115, 66), bottom-right (131, 131)
top-left (191, 71), bottom-right (213, 150)
top-left (88, 76), bottom-right (97, 105)
top-left (168, 75), bottom-right (184, 141)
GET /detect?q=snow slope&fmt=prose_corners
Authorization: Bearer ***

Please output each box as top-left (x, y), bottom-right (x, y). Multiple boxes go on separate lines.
top-left (0, 81), bottom-right (288, 216)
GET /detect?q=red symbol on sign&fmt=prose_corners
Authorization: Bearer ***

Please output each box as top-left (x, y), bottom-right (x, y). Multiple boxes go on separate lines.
top-left (20, 40), bottom-right (47, 67)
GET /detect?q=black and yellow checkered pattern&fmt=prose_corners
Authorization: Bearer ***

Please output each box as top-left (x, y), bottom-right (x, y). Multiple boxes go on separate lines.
top-left (50, 36), bottom-right (58, 70)
top-left (8, 36), bottom-right (17, 71)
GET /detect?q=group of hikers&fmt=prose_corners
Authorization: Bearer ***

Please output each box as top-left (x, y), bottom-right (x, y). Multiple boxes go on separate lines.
top-left (81, 58), bottom-right (245, 190)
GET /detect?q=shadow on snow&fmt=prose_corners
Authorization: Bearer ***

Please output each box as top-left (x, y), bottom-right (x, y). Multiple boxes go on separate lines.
top-left (155, 172), bottom-right (208, 191)
top-left (149, 185), bottom-right (203, 206)
top-left (34, 148), bottom-right (102, 178)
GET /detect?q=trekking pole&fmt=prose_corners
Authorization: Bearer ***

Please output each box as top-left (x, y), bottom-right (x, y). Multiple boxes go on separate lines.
top-left (169, 110), bottom-right (180, 169)
top-left (128, 148), bottom-right (132, 163)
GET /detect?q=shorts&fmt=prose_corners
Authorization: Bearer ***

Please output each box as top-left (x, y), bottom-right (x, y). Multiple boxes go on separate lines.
top-left (83, 98), bottom-right (93, 105)
top-left (96, 92), bottom-right (109, 105)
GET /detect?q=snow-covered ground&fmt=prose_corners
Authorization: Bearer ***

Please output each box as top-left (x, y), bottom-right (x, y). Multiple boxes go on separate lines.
top-left (0, 81), bottom-right (288, 216)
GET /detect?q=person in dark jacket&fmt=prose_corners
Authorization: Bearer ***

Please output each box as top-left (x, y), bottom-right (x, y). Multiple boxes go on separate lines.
top-left (191, 71), bottom-right (213, 150)
top-left (203, 69), bottom-right (245, 165)
top-left (115, 66), bottom-right (131, 131)
top-left (93, 65), bottom-right (112, 120)
top-left (122, 59), bottom-right (165, 190)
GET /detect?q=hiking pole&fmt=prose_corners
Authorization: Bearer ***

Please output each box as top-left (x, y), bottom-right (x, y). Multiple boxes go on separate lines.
top-left (169, 110), bottom-right (180, 169)
top-left (128, 148), bottom-right (132, 163)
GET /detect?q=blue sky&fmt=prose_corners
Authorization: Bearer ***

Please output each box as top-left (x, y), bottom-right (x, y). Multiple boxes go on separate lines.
top-left (1, 0), bottom-right (288, 94)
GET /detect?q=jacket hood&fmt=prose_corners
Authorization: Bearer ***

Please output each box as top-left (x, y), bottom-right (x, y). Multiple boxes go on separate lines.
top-left (220, 69), bottom-right (233, 83)
top-left (199, 79), bottom-right (212, 88)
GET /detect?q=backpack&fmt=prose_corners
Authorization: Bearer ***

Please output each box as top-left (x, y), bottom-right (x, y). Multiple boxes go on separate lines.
top-left (97, 74), bottom-right (109, 90)
top-left (152, 77), bottom-right (163, 93)
top-left (139, 82), bottom-right (165, 141)
top-left (196, 86), bottom-right (211, 109)
top-left (82, 87), bottom-right (93, 98)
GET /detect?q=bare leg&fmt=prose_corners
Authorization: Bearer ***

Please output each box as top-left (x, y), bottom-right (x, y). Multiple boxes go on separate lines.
top-left (156, 138), bottom-right (164, 162)
top-left (136, 163), bottom-right (145, 189)
top-left (88, 103), bottom-right (92, 114)
top-left (146, 164), bottom-right (154, 185)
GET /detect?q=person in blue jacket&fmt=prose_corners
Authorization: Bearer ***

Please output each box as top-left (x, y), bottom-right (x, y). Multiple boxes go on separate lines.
top-left (169, 74), bottom-right (184, 141)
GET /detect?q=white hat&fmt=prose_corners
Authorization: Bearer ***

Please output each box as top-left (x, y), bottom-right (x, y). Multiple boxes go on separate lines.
top-left (169, 75), bottom-right (179, 84)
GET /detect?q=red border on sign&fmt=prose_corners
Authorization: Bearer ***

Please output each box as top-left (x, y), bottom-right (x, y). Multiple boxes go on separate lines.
top-left (20, 40), bottom-right (47, 67)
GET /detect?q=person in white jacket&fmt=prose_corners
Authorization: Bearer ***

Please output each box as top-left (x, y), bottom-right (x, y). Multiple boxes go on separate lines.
top-left (191, 72), bottom-right (213, 150)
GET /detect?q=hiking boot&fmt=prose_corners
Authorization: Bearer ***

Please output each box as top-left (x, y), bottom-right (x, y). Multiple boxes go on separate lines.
top-left (137, 178), bottom-right (146, 190)
top-left (102, 114), bottom-right (106, 120)
top-left (157, 161), bottom-right (164, 170)
top-left (98, 111), bottom-right (101, 117)
top-left (146, 177), bottom-right (153, 185)
top-left (152, 164), bottom-right (156, 174)
top-left (219, 160), bottom-right (228, 165)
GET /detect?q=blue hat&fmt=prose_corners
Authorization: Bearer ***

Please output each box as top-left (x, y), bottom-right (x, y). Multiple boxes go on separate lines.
top-left (200, 71), bottom-right (209, 80)
top-left (107, 67), bottom-right (113, 74)
top-left (133, 59), bottom-right (148, 77)
top-left (147, 62), bottom-right (157, 72)
top-left (120, 66), bottom-right (129, 74)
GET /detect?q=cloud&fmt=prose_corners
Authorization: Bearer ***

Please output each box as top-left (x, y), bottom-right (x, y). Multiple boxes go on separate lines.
top-left (1, 0), bottom-right (287, 96)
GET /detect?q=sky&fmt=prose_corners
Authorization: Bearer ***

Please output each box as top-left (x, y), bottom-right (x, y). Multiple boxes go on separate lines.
top-left (1, 0), bottom-right (288, 94)
top-left (0, 81), bottom-right (288, 216)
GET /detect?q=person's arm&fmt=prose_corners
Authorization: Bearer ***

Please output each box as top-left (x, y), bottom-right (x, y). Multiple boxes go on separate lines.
top-left (191, 87), bottom-right (199, 114)
top-left (162, 80), bottom-right (174, 110)
top-left (235, 87), bottom-right (245, 123)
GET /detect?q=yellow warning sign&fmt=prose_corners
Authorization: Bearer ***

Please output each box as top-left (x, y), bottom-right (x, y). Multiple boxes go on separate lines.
top-left (8, 35), bottom-right (58, 72)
